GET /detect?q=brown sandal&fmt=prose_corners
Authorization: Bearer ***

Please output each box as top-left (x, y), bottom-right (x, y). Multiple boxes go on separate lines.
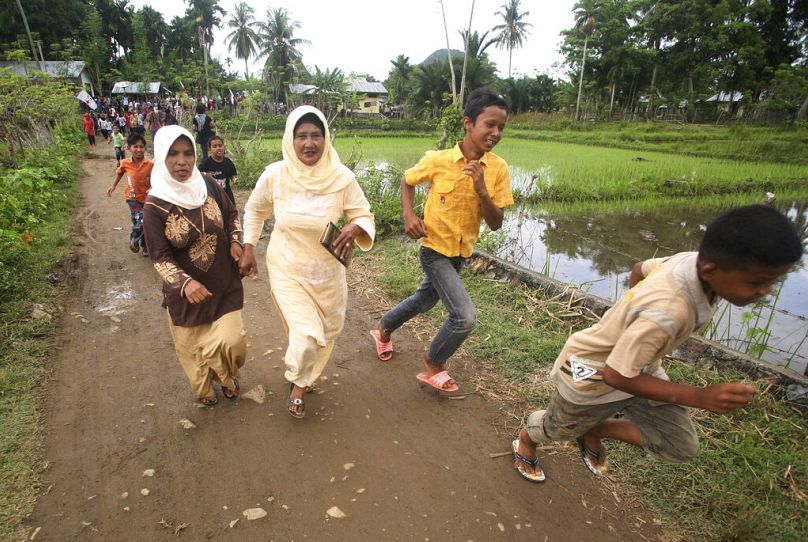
top-left (222, 377), bottom-right (240, 400)
top-left (288, 383), bottom-right (305, 419)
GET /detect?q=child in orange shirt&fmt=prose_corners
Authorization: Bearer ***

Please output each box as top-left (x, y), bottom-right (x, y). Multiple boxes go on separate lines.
top-left (107, 133), bottom-right (154, 256)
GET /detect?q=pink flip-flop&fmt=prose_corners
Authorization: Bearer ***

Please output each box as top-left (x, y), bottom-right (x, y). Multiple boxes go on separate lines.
top-left (369, 330), bottom-right (393, 361)
top-left (416, 370), bottom-right (459, 393)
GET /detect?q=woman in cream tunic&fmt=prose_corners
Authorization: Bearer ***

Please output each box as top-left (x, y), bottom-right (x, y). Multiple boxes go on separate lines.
top-left (240, 106), bottom-right (375, 418)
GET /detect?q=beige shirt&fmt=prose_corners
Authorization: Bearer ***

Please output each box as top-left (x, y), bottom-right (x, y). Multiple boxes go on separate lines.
top-left (551, 252), bottom-right (717, 405)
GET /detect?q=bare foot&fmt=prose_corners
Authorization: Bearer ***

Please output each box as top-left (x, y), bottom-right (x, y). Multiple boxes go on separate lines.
top-left (421, 355), bottom-right (456, 390)
top-left (377, 326), bottom-right (391, 343)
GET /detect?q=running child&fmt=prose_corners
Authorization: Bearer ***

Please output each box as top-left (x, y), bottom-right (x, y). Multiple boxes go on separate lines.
top-left (510, 205), bottom-right (803, 483)
top-left (198, 135), bottom-right (238, 204)
top-left (111, 123), bottom-right (125, 166)
top-left (107, 133), bottom-right (154, 256)
top-left (370, 88), bottom-right (514, 393)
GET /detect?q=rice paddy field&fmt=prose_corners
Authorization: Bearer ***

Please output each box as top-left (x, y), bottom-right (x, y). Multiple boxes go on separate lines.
top-left (329, 136), bottom-right (808, 201)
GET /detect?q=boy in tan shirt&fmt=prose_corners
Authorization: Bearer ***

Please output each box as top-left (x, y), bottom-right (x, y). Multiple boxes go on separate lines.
top-left (511, 205), bottom-right (803, 483)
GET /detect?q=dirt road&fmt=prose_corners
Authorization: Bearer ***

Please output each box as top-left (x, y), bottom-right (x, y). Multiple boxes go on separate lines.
top-left (25, 146), bottom-right (661, 540)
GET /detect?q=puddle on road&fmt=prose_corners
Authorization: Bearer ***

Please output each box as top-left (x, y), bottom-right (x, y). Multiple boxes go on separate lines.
top-left (95, 281), bottom-right (136, 316)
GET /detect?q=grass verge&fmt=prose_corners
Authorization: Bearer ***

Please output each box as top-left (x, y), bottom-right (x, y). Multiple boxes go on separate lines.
top-left (357, 238), bottom-right (808, 542)
top-left (0, 156), bottom-right (79, 540)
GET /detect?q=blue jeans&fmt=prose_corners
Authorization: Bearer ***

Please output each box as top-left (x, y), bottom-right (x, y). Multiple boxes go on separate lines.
top-left (380, 247), bottom-right (476, 366)
top-left (127, 200), bottom-right (146, 251)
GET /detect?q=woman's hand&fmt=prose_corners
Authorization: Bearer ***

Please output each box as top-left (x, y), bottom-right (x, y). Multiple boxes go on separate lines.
top-left (106, 185), bottom-right (115, 197)
top-left (332, 223), bottom-right (363, 261)
top-left (239, 244), bottom-right (259, 277)
top-left (184, 279), bottom-right (212, 304)
top-left (230, 241), bottom-right (243, 263)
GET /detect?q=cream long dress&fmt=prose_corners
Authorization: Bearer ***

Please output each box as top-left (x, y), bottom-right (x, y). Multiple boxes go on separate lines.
top-left (242, 161), bottom-right (375, 387)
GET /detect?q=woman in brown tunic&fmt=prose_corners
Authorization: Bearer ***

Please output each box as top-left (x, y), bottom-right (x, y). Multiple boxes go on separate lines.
top-left (143, 125), bottom-right (246, 406)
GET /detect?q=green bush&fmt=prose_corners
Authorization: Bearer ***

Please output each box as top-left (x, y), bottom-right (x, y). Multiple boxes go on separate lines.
top-left (356, 163), bottom-right (404, 236)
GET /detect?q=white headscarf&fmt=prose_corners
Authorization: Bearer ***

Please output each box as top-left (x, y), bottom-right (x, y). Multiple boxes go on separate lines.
top-left (281, 106), bottom-right (354, 195)
top-left (148, 125), bottom-right (207, 209)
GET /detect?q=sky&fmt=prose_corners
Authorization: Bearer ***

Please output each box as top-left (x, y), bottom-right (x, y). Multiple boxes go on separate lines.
top-left (129, 0), bottom-right (578, 81)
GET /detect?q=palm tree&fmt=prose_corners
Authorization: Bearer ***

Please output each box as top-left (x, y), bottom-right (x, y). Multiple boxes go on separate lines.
top-left (492, 0), bottom-right (533, 78)
top-left (226, 2), bottom-right (259, 79)
top-left (186, 0), bottom-right (225, 96)
top-left (386, 54), bottom-right (413, 105)
top-left (257, 7), bottom-right (310, 105)
top-left (186, 0), bottom-right (225, 51)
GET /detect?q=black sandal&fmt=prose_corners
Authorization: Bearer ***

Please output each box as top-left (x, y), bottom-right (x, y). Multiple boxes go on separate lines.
top-left (511, 439), bottom-right (545, 483)
top-left (199, 396), bottom-right (218, 407)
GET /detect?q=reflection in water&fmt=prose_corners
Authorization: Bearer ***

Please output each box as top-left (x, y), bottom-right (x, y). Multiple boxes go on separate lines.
top-left (496, 197), bottom-right (808, 374)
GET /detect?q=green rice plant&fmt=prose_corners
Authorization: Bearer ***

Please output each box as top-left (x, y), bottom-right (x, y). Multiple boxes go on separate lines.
top-left (327, 136), bottom-right (808, 202)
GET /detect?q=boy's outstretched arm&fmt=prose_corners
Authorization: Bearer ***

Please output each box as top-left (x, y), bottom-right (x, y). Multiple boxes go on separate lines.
top-left (603, 366), bottom-right (757, 414)
top-left (400, 176), bottom-right (427, 239)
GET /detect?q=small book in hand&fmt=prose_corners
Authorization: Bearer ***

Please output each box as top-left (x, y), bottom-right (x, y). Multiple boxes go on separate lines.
top-left (319, 221), bottom-right (352, 267)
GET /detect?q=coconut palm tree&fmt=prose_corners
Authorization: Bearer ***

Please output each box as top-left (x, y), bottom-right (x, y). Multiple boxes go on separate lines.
top-left (185, 0), bottom-right (225, 99)
top-left (257, 7), bottom-right (310, 105)
top-left (226, 2), bottom-right (259, 79)
top-left (492, 0), bottom-right (533, 78)
top-left (386, 54), bottom-right (413, 105)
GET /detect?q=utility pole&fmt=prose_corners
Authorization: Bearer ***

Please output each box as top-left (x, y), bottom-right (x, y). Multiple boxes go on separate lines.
top-left (15, 0), bottom-right (45, 72)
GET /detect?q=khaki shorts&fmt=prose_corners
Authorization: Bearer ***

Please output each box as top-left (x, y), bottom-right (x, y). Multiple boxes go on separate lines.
top-left (526, 391), bottom-right (699, 462)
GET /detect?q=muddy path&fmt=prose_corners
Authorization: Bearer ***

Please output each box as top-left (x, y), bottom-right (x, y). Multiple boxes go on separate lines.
top-left (25, 145), bottom-right (662, 541)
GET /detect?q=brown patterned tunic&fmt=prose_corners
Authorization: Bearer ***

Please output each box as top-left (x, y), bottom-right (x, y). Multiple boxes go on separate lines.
top-left (143, 182), bottom-right (244, 327)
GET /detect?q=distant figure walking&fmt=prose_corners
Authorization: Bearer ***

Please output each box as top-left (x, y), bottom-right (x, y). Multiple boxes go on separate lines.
top-left (83, 113), bottom-right (96, 149)
top-left (192, 104), bottom-right (215, 161)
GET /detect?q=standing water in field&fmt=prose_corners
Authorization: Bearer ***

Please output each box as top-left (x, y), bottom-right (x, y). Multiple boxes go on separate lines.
top-left (490, 190), bottom-right (808, 374)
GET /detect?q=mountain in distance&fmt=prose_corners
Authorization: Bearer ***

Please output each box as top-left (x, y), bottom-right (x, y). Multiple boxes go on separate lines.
top-left (420, 49), bottom-right (465, 66)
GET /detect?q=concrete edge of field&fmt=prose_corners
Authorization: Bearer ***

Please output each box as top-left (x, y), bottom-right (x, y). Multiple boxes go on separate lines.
top-left (470, 249), bottom-right (808, 391)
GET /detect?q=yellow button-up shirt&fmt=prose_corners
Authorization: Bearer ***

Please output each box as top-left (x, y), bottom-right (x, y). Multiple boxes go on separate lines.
top-left (404, 143), bottom-right (513, 258)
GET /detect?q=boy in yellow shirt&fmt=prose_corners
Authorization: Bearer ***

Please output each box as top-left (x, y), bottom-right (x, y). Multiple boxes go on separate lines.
top-left (510, 205), bottom-right (802, 483)
top-left (370, 88), bottom-right (514, 392)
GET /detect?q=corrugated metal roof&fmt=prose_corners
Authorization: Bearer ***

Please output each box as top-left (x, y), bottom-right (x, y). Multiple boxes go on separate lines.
top-left (289, 83), bottom-right (317, 95)
top-left (346, 77), bottom-right (387, 94)
top-left (111, 81), bottom-right (162, 94)
top-left (0, 61), bottom-right (86, 78)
